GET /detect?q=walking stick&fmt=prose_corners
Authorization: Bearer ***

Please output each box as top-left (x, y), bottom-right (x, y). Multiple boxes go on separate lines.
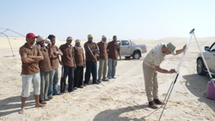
top-left (158, 28), bottom-right (195, 121)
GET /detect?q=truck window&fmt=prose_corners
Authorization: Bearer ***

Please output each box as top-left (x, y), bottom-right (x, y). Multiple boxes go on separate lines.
top-left (210, 43), bottom-right (215, 51)
top-left (122, 40), bottom-right (129, 46)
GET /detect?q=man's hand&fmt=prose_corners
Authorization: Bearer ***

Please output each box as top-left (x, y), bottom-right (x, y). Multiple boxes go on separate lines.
top-left (28, 55), bottom-right (33, 58)
top-left (93, 56), bottom-right (97, 62)
top-left (50, 53), bottom-right (54, 58)
top-left (169, 69), bottom-right (176, 74)
top-left (53, 51), bottom-right (57, 55)
top-left (175, 44), bottom-right (187, 55)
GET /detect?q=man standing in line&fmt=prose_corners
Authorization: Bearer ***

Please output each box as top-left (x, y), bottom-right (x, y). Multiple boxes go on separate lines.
top-left (107, 35), bottom-right (121, 79)
top-left (60, 37), bottom-right (76, 93)
top-left (19, 33), bottom-right (45, 114)
top-left (74, 39), bottom-right (85, 88)
top-left (84, 34), bottom-right (100, 85)
top-left (143, 42), bottom-right (186, 108)
top-left (36, 35), bottom-right (53, 104)
top-left (97, 35), bottom-right (109, 82)
top-left (47, 34), bottom-right (63, 98)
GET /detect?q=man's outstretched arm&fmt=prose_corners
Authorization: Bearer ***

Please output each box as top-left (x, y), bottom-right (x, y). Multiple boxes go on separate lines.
top-left (175, 45), bottom-right (186, 55)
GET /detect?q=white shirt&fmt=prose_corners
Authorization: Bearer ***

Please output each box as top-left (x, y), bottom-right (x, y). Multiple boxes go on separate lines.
top-left (143, 43), bottom-right (166, 69)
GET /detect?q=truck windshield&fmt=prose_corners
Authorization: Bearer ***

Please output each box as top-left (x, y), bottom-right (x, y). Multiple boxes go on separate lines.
top-left (122, 40), bottom-right (129, 45)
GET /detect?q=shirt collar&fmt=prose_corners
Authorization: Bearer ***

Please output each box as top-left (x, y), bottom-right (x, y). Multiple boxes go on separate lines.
top-left (24, 43), bottom-right (34, 49)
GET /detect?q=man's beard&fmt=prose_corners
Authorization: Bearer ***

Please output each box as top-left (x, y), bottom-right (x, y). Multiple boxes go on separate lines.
top-left (40, 44), bottom-right (46, 50)
top-left (30, 41), bottom-right (35, 45)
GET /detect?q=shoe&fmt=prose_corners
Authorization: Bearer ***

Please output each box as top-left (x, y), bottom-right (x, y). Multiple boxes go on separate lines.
top-left (44, 99), bottom-right (50, 101)
top-left (77, 86), bottom-right (83, 88)
top-left (154, 99), bottom-right (164, 105)
top-left (107, 77), bottom-right (112, 79)
top-left (48, 96), bottom-right (53, 99)
top-left (93, 82), bottom-right (100, 84)
top-left (149, 101), bottom-right (158, 109)
top-left (112, 77), bottom-right (116, 79)
top-left (83, 83), bottom-right (88, 86)
top-left (40, 100), bottom-right (47, 104)
top-left (102, 78), bottom-right (109, 81)
top-left (53, 93), bottom-right (61, 96)
top-left (68, 90), bottom-right (74, 93)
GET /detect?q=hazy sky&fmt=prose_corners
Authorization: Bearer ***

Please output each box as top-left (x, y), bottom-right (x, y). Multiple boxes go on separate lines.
top-left (0, 0), bottom-right (215, 40)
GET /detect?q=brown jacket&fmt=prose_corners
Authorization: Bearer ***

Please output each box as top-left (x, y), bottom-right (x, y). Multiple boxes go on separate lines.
top-left (84, 41), bottom-right (98, 62)
top-left (19, 43), bottom-right (42, 75)
top-left (60, 43), bottom-right (75, 67)
top-left (74, 47), bottom-right (84, 66)
top-left (39, 47), bottom-right (52, 72)
top-left (49, 45), bottom-right (60, 70)
top-left (107, 41), bottom-right (120, 59)
top-left (97, 41), bottom-right (108, 59)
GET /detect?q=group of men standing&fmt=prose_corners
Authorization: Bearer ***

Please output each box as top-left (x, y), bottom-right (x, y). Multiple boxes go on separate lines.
top-left (19, 33), bottom-right (121, 114)
top-left (18, 30), bottom-right (187, 114)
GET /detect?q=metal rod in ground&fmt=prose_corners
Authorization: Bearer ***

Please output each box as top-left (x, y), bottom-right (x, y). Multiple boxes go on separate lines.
top-left (162, 78), bottom-right (174, 104)
top-left (2, 33), bottom-right (16, 62)
top-left (193, 33), bottom-right (215, 88)
top-left (162, 31), bottom-right (193, 104)
top-left (158, 29), bottom-right (195, 120)
top-left (158, 73), bottom-right (179, 121)
top-left (162, 73), bottom-right (178, 105)
top-left (193, 33), bottom-right (212, 78)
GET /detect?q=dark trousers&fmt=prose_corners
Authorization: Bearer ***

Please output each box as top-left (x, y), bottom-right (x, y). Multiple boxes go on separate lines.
top-left (84, 61), bottom-right (97, 84)
top-left (74, 66), bottom-right (84, 87)
top-left (60, 65), bottom-right (74, 93)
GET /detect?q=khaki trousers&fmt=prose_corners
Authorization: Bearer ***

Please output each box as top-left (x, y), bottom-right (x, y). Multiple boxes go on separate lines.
top-left (40, 71), bottom-right (50, 101)
top-left (98, 59), bottom-right (108, 80)
top-left (143, 63), bottom-right (158, 102)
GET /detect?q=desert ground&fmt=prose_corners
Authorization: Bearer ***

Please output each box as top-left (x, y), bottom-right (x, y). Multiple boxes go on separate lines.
top-left (0, 36), bottom-right (215, 121)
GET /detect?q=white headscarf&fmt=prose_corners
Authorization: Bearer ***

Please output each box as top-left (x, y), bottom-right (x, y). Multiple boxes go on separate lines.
top-left (101, 35), bottom-right (107, 43)
top-left (74, 39), bottom-right (82, 51)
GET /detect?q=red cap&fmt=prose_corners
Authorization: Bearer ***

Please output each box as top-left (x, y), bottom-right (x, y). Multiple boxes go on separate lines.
top-left (26, 33), bottom-right (38, 38)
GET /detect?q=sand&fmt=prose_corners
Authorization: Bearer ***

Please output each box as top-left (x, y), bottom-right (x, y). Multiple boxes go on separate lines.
top-left (0, 36), bottom-right (215, 121)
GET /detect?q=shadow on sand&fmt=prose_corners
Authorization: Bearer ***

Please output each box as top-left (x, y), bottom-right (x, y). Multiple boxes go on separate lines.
top-left (93, 104), bottom-right (162, 121)
top-left (0, 93), bottom-right (35, 117)
top-left (183, 74), bottom-right (215, 112)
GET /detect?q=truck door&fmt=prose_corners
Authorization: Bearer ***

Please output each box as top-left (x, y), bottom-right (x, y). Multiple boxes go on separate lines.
top-left (207, 43), bottom-right (215, 72)
top-left (120, 40), bottom-right (131, 55)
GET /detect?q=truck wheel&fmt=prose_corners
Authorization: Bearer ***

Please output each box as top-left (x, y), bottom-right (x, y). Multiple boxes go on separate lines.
top-left (133, 51), bottom-right (140, 59)
top-left (197, 58), bottom-right (206, 75)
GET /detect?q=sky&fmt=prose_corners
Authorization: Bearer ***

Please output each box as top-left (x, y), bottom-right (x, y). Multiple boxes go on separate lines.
top-left (0, 0), bottom-right (215, 40)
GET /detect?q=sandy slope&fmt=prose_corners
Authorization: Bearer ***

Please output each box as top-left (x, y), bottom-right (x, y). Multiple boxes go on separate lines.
top-left (0, 37), bottom-right (215, 121)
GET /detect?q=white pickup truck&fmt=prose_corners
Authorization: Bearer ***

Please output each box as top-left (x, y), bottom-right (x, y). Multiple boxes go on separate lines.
top-left (197, 42), bottom-right (215, 75)
top-left (117, 40), bottom-right (147, 59)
